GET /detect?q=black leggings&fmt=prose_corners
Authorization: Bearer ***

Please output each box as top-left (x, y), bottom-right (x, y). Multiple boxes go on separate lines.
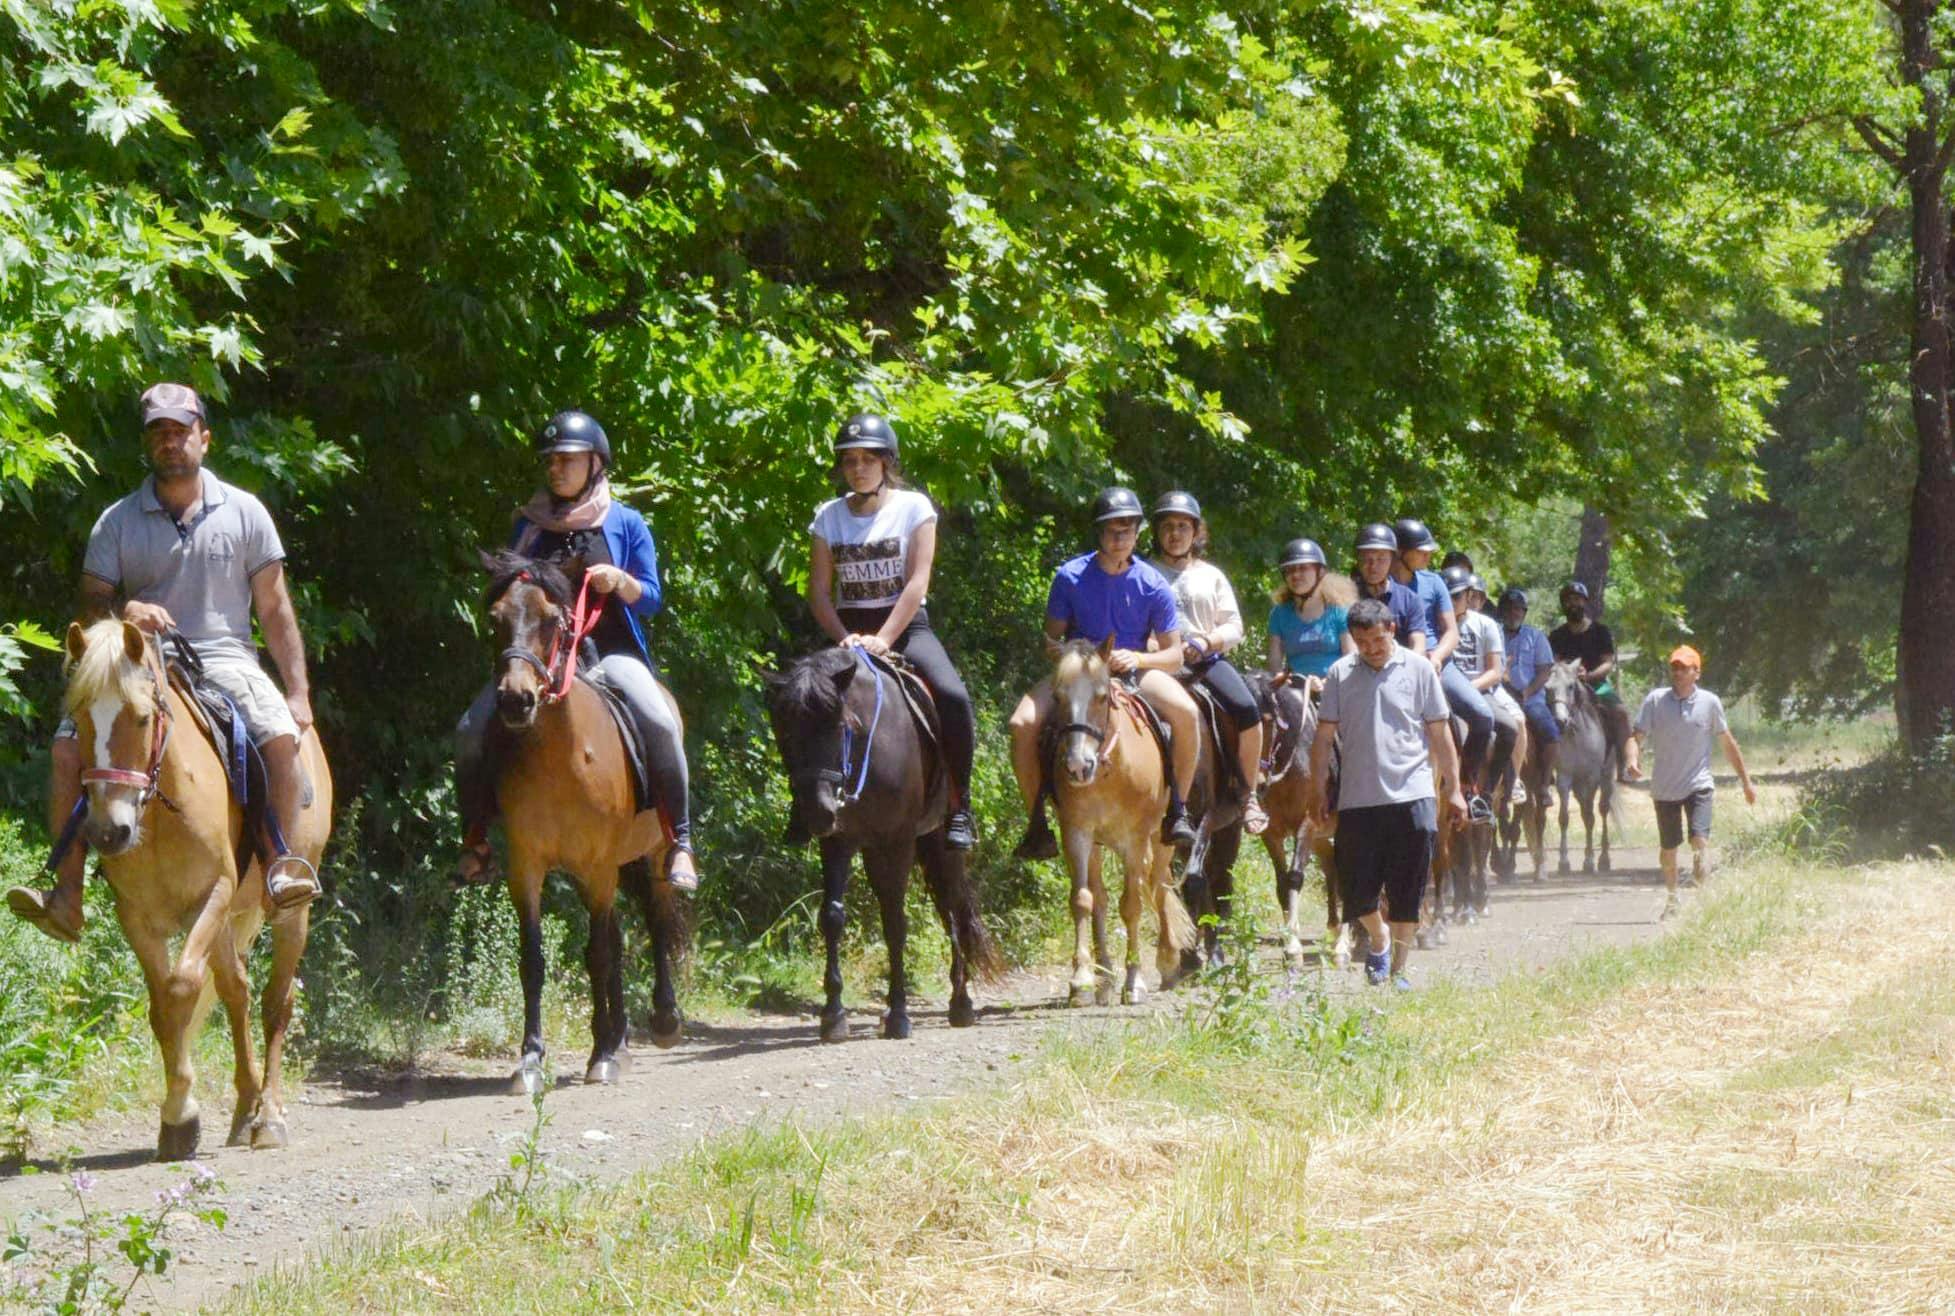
top-left (837, 607), bottom-right (974, 800)
top-left (1194, 657), bottom-right (1260, 731)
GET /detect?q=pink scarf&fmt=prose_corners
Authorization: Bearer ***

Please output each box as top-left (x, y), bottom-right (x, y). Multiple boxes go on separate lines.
top-left (514, 478), bottom-right (611, 554)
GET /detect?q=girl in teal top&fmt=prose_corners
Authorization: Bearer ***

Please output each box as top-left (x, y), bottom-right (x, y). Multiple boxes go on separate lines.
top-left (1264, 537), bottom-right (1357, 679)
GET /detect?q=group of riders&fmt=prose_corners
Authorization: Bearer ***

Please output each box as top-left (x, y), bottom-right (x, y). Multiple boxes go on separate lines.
top-left (5, 388), bottom-right (1636, 953)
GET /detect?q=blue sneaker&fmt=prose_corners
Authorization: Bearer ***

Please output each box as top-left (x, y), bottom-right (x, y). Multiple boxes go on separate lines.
top-left (1365, 950), bottom-right (1390, 986)
top-left (1392, 973), bottom-right (1414, 993)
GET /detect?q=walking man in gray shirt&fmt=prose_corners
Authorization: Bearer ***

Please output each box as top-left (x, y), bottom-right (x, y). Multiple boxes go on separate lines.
top-left (7, 383), bottom-right (321, 942)
top-left (1625, 645), bottom-right (1756, 919)
top-left (1306, 598), bottom-right (1467, 989)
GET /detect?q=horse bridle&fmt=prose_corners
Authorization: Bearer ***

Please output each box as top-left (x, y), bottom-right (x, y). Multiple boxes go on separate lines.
top-left (814, 648), bottom-right (886, 803)
top-left (79, 654), bottom-right (176, 813)
top-left (498, 571), bottom-right (600, 705)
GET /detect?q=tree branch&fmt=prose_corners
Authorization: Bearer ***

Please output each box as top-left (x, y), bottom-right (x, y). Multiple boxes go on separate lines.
top-left (1855, 115), bottom-right (1908, 171)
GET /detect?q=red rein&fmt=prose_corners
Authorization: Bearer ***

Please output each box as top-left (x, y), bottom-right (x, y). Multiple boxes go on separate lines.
top-left (544, 573), bottom-right (601, 703)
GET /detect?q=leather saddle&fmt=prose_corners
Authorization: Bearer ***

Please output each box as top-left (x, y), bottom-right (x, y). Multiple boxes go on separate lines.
top-left (866, 651), bottom-right (948, 800)
top-left (581, 666), bottom-right (656, 818)
top-left (158, 631), bottom-right (298, 874)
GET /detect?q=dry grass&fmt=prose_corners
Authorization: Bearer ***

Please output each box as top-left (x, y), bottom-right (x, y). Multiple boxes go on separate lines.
top-left (225, 855), bottom-right (1955, 1315)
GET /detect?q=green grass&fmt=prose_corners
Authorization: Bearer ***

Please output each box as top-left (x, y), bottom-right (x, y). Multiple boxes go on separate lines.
top-left (214, 828), bottom-right (1893, 1315)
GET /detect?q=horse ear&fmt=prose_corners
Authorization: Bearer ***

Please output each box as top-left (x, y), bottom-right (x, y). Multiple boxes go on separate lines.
top-left (831, 662), bottom-right (858, 693)
top-left (1272, 671), bottom-right (1292, 689)
top-left (477, 548), bottom-right (502, 575)
top-left (121, 620), bottom-right (146, 663)
top-left (65, 622), bottom-right (87, 663)
top-left (1098, 635), bottom-right (1115, 660)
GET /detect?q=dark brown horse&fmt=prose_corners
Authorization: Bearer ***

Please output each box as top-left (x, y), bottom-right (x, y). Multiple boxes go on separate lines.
top-left (480, 552), bottom-right (684, 1094)
top-left (1245, 671), bottom-right (1343, 968)
top-left (766, 646), bottom-right (1002, 1040)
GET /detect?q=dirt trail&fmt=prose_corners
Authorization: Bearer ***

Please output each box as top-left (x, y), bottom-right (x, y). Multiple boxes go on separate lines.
top-left (1, 846), bottom-right (1683, 1311)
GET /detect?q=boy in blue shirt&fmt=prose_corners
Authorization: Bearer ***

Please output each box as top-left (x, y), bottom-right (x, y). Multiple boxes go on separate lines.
top-left (1009, 488), bottom-right (1200, 859)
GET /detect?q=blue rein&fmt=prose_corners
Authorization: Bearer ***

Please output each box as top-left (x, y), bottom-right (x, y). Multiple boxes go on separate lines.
top-left (836, 647), bottom-right (887, 802)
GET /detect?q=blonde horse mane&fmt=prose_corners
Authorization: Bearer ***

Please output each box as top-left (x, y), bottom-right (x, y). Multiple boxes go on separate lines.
top-left (64, 619), bottom-right (156, 718)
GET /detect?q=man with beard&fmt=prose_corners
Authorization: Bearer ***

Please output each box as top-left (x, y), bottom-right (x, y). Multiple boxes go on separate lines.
top-left (1547, 580), bottom-right (1631, 776)
top-left (7, 383), bottom-right (320, 942)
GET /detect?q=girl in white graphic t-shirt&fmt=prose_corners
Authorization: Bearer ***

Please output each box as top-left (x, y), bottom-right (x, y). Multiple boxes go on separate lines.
top-left (807, 413), bottom-right (977, 850)
top-left (1148, 491), bottom-right (1269, 836)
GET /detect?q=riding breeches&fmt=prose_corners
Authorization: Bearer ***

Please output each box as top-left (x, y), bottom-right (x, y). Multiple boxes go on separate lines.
top-left (837, 606), bottom-right (974, 797)
top-left (455, 655), bottom-right (693, 853)
top-left (1191, 656), bottom-right (1261, 731)
top-left (1441, 661), bottom-right (1494, 777)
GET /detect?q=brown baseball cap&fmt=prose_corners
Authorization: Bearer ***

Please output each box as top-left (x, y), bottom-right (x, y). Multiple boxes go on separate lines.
top-left (140, 382), bottom-right (205, 428)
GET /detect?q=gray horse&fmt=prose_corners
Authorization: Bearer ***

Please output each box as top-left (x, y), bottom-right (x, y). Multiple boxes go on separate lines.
top-left (1542, 660), bottom-right (1622, 874)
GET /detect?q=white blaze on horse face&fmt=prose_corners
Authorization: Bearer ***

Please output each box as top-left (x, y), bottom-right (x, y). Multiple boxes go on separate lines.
top-left (85, 692), bottom-right (146, 847)
top-left (1060, 678), bottom-right (1103, 784)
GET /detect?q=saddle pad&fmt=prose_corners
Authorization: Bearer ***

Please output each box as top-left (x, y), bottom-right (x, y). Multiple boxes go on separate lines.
top-left (580, 672), bottom-right (654, 817)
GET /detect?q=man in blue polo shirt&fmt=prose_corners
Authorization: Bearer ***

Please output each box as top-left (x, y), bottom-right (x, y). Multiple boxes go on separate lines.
top-left (1009, 487), bottom-right (1200, 860)
top-left (1349, 522), bottom-right (1426, 652)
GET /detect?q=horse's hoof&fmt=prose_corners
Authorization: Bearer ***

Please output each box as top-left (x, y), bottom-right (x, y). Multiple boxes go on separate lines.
top-left (1415, 928), bottom-right (1431, 950)
top-left (250, 1117), bottom-right (289, 1151)
top-left (1095, 982), bottom-right (1115, 1007)
top-left (651, 1010), bottom-right (683, 1049)
top-left (1558, 864), bottom-right (1571, 876)
top-left (1068, 984), bottom-right (1094, 1008)
top-left (1599, 857), bottom-right (1612, 874)
top-left (511, 1058), bottom-right (546, 1098)
top-left (226, 1107), bottom-right (256, 1148)
top-left (1122, 985), bottom-right (1145, 1006)
top-left (1582, 860), bottom-right (1595, 875)
top-left (948, 997), bottom-right (977, 1028)
top-left (880, 1011), bottom-right (912, 1040)
top-left (1433, 922), bottom-right (1450, 947)
top-left (156, 1114), bottom-right (201, 1162)
top-left (819, 1010), bottom-right (850, 1043)
top-left (585, 1058), bottom-right (621, 1085)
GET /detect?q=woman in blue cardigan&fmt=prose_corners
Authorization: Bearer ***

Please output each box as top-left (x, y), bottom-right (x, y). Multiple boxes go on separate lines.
top-left (453, 409), bottom-right (698, 891)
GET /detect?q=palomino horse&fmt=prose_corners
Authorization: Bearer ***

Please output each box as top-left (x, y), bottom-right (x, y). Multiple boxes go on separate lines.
top-left (63, 619), bottom-right (330, 1158)
top-left (1247, 671), bottom-right (1343, 969)
top-left (1543, 660), bottom-right (1621, 874)
top-left (765, 647), bottom-right (1002, 1041)
top-left (481, 552), bottom-right (684, 1094)
top-left (1047, 639), bottom-right (1196, 1005)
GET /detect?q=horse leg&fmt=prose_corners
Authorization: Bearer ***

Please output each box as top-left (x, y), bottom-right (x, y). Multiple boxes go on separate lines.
top-left (207, 921), bottom-right (263, 1148)
top-left (1557, 781), bottom-right (1573, 875)
top-left (143, 878), bottom-right (238, 1158)
top-left (1065, 831), bottom-right (1099, 1007)
top-left (1598, 781), bottom-right (1614, 873)
top-left (918, 832), bottom-right (976, 1029)
top-left (866, 842), bottom-right (915, 1040)
top-left (1090, 845), bottom-right (1115, 1005)
top-left (509, 867), bottom-right (549, 1096)
top-left (1204, 824), bottom-right (1242, 972)
top-left (252, 906), bottom-right (307, 1149)
top-left (624, 858), bottom-right (683, 1048)
top-left (1580, 791), bottom-right (1596, 874)
top-left (1119, 840), bottom-right (1148, 1005)
top-left (583, 900), bottom-right (628, 1084)
top-left (818, 836), bottom-right (854, 1042)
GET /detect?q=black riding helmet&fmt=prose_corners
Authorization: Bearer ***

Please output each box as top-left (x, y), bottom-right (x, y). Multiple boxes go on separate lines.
top-left (1393, 517), bottom-right (1438, 553)
top-left (833, 413), bottom-right (899, 459)
top-left (1499, 587), bottom-right (1530, 611)
top-left (1355, 522), bottom-right (1398, 554)
top-left (535, 409), bottom-right (611, 465)
top-left (1561, 579), bottom-right (1590, 600)
top-left (1150, 490), bottom-right (1202, 524)
top-left (1093, 486), bottom-right (1146, 523)
top-left (1279, 537), bottom-right (1326, 569)
top-left (1441, 564), bottom-right (1473, 596)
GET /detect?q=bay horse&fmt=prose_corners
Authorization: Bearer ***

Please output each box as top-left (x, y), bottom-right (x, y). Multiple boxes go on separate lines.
top-left (1496, 718), bottom-right (1551, 882)
top-left (1046, 640), bottom-right (1196, 1005)
top-left (480, 551), bottom-right (684, 1094)
top-left (1173, 672), bottom-right (1245, 980)
top-left (1246, 671), bottom-right (1343, 969)
top-left (765, 646), bottom-right (1002, 1041)
top-left (62, 619), bottom-right (330, 1158)
top-left (1543, 660), bottom-right (1621, 874)
top-left (1453, 716), bottom-right (1531, 916)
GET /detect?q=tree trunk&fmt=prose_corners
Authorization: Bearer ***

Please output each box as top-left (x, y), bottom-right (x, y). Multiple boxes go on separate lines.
top-left (1889, 0), bottom-right (1955, 749)
top-left (1572, 505), bottom-right (1611, 621)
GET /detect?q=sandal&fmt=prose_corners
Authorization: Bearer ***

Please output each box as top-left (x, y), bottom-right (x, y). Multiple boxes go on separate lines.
top-left (664, 846), bottom-right (699, 894)
top-left (6, 886), bottom-right (82, 944)
top-left (265, 855), bottom-right (321, 911)
top-left (451, 842), bottom-right (502, 888)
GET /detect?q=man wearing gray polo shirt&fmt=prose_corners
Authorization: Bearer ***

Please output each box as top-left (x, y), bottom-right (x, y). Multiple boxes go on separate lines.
top-left (6, 383), bottom-right (320, 943)
top-left (1305, 597), bottom-right (1467, 990)
top-left (1625, 644), bottom-right (1755, 918)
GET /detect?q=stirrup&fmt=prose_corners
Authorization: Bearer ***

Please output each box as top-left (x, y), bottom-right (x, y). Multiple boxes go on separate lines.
top-left (265, 854), bottom-right (320, 910)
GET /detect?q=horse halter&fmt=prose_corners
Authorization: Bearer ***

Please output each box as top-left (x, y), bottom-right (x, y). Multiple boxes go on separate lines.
top-left (79, 658), bottom-right (174, 812)
top-left (498, 570), bottom-right (601, 705)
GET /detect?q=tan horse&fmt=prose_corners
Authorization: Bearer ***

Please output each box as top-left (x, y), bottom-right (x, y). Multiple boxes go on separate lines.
top-left (481, 552), bottom-right (683, 1094)
top-left (62, 619), bottom-right (330, 1158)
top-left (1252, 673), bottom-right (1344, 968)
top-left (1047, 640), bottom-right (1196, 1005)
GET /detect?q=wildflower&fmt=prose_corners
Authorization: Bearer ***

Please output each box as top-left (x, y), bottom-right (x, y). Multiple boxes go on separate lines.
top-left (70, 1170), bottom-right (97, 1195)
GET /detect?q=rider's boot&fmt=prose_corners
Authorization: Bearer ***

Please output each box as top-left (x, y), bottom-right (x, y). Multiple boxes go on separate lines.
top-left (261, 738), bottom-right (319, 912)
top-left (1014, 797), bottom-right (1059, 861)
top-left (945, 800), bottom-right (977, 852)
top-left (1161, 789), bottom-right (1198, 848)
top-left (6, 846), bottom-right (86, 946)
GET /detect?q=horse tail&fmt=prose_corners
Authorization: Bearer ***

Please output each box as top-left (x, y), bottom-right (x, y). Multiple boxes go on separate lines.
top-left (923, 843), bottom-right (1006, 983)
top-left (1158, 874), bottom-right (1198, 952)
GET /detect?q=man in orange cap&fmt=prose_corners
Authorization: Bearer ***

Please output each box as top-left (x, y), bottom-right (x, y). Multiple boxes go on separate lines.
top-left (1625, 644), bottom-right (1756, 917)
